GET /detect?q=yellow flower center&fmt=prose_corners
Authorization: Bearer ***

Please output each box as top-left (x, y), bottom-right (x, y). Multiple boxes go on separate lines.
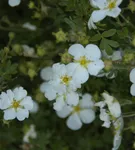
top-left (61, 75), bottom-right (72, 85)
top-left (108, 2), bottom-right (116, 9)
top-left (12, 100), bottom-right (20, 109)
top-left (77, 56), bottom-right (90, 68)
top-left (73, 105), bottom-right (81, 113)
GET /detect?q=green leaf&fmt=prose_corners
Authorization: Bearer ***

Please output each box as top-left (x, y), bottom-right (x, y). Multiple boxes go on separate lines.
top-left (102, 29), bottom-right (116, 37)
top-left (108, 40), bottom-right (119, 48)
top-left (90, 34), bottom-right (101, 41)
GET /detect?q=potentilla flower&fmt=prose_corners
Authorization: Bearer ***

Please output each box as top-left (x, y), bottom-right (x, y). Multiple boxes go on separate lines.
top-left (68, 44), bottom-right (104, 84)
top-left (0, 87), bottom-right (33, 121)
top-left (56, 93), bottom-right (95, 130)
top-left (23, 124), bottom-right (37, 143)
top-left (130, 68), bottom-right (135, 96)
top-left (8, 0), bottom-right (21, 7)
top-left (22, 22), bottom-right (37, 31)
top-left (88, 0), bottom-right (122, 29)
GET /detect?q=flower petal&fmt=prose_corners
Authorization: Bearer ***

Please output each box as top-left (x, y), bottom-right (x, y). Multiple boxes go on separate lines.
top-left (40, 67), bottom-right (53, 81)
top-left (116, 0), bottom-right (122, 6)
top-left (16, 108), bottom-right (29, 121)
top-left (88, 60), bottom-right (105, 76)
top-left (0, 92), bottom-right (12, 109)
top-left (53, 96), bottom-right (66, 111)
top-left (66, 113), bottom-right (82, 130)
top-left (85, 44), bottom-right (101, 60)
top-left (66, 91), bottom-right (79, 106)
top-left (72, 64), bottom-right (89, 84)
top-left (88, 17), bottom-right (97, 30)
top-left (13, 87), bottom-right (27, 101)
top-left (68, 44), bottom-right (85, 60)
top-left (4, 108), bottom-right (16, 120)
top-left (8, 0), bottom-right (21, 7)
top-left (79, 109), bottom-right (95, 124)
top-left (20, 96), bottom-right (33, 110)
top-left (130, 84), bottom-right (135, 96)
top-left (80, 94), bottom-right (94, 108)
top-left (107, 7), bottom-right (121, 18)
top-left (90, 0), bottom-right (108, 9)
top-left (56, 105), bottom-right (73, 118)
top-left (91, 10), bottom-right (107, 23)
top-left (130, 68), bottom-right (135, 83)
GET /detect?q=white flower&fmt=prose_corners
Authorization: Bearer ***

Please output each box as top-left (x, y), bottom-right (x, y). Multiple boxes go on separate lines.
top-left (22, 45), bottom-right (37, 58)
top-left (40, 67), bottom-right (53, 81)
top-left (8, 0), bottom-right (21, 7)
top-left (23, 124), bottom-right (37, 143)
top-left (88, 0), bottom-right (122, 29)
top-left (68, 44), bottom-right (104, 84)
top-left (112, 117), bottom-right (124, 150)
top-left (0, 87), bottom-right (33, 121)
top-left (130, 68), bottom-right (135, 96)
top-left (56, 93), bottom-right (95, 130)
top-left (22, 23), bottom-right (37, 31)
top-left (95, 92), bottom-right (122, 128)
top-left (30, 101), bottom-right (39, 114)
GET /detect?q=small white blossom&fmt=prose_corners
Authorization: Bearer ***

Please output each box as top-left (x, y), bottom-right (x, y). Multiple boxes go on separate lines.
top-left (56, 93), bottom-right (95, 130)
top-left (8, 0), bottom-right (21, 7)
top-left (22, 22), bottom-right (37, 31)
top-left (68, 44), bottom-right (104, 84)
top-left (130, 68), bottom-right (135, 96)
top-left (23, 124), bottom-right (37, 143)
top-left (88, 0), bottom-right (122, 29)
top-left (0, 87), bottom-right (33, 121)
top-left (22, 45), bottom-right (37, 58)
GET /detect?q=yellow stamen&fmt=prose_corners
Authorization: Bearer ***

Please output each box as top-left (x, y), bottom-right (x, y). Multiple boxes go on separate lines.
top-left (77, 56), bottom-right (90, 68)
top-left (73, 105), bottom-right (81, 113)
top-left (108, 2), bottom-right (116, 9)
top-left (61, 75), bottom-right (72, 85)
top-left (12, 100), bottom-right (20, 109)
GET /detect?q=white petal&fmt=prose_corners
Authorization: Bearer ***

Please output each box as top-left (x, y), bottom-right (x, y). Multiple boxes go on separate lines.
top-left (72, 64), bottom-right (89, 84)
top-left (20, 96), bottom-right (33, 110)
top-left (130, 68), bottom-right (135, 83)
top-left (13, 87), bottom-right (27, 101)
top-left (112, 134), bottom-right (122, 150)
top-left (88, 17), bottom-right (97, 30)
top-left (112, 51), bottom-right (122, 61)
top-left (66, 91), bottom-right (79, 106)
top-left (7, 90), bottom-right (14, 102)
top-left (95, 101), bottom-right (106, 108)
top-left (8, 0), bottom-right (21, 7)
top-left (80, 94), bottom-right (94, 108)
top-left (53, 96), bottom-right (66, 111)
top-left (102, 92), bottom-right (114, 105)
top-left (90, 0), bottom-right (108, 9)
top-left (88, 60), bottom-right (105, 76)
top-left (4, 108), bottom-right (16, 120)
top-left (40, 67), bottom-right (53, 81)
top-left (22, 23), bottom-right (37, 31)
top-left (0, 92), bottom-right (12, 109)
top-left (66, 113), bottom-right (82, 130)
top-left (102, 121), bottom-right (111, 128)
top-left (79, 109), bottom-right (95, 124)
top-left (116, 0), bottom-right (122, 6)
top-left (68, 44), bottom-right (85, 60)
top-left (56, 105), bottom-right (73, 118)
top-left (16, 108), bottom-right (29, 121)
top-left (91, 10), bottom-right (107, 23)
top-left (40, 82), bottom-right (56, 100)
top-left (108, 102), bottom-right (121, 118)
top-left (130, 84), bottom-right (135, 96)
top-left (85, 44), bottom-right (101, 60)
top-left (107, 7), bottom-right (121, 18)
top-left (30, 101), bottom-right (39, 113)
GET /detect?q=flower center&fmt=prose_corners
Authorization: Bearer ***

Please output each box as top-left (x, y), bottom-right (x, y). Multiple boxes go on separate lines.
top-left (61, 75), bottom-right (72, 85)
top-left (108, 2), bottom-right (116, 9)
top-left (12, 100), bottom-right (20, 109)
top-left (78, 56), bottom-right (90, 68)
top-left (73, 105), bottom-right (81, 112)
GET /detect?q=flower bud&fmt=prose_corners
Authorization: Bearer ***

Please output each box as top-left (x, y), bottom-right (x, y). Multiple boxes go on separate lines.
top-left (104, 60), bottom-right (113, 71)
top-left (61, 52), bottom-right (73, 64)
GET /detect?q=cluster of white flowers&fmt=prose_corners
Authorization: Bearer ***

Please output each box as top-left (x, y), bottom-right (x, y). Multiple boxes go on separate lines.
top-left (95, 92), bottom-right (123, 150)
top-left (40, 44), bottom-right (104, 111)
top-left (0, 87), bottom-right (34, 121)
top-left (130, 68), bottom-right (135, 96)
top-left (88, 0), bottom-right (122, 29)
